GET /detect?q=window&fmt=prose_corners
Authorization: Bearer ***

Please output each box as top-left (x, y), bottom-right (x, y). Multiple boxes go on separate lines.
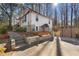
top-left (36, 26), bottom-right (38, 31)
top-left (32, 28), bottom-right (35, 31)
top-left (24, 15), bottom-right (27, 22)
top-left (49, 20), bottom-right (50, 24)
top-left (22, 15), bottom-right (27, 23)
top-left (25, 27), bottom-right (27, 32)
top-left (36, 15), bottom-right (38, 21)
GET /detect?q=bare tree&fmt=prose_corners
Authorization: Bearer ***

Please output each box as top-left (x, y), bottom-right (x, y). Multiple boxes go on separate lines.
top-left (70, 3), bottom-right (74, 37)
top-left (73, 4), bottom-right (77, 27)
top-left (65, 4), bottom-right (68, 28)
top-left (0, 3), bottom-right (22, 30)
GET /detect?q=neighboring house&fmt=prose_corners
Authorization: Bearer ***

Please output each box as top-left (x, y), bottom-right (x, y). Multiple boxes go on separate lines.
top-left (16, 8), bottom-right (53, 32)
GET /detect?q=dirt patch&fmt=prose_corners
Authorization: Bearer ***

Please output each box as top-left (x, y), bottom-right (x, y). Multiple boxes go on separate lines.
top-left (17, 31), bottom-right (50, 37)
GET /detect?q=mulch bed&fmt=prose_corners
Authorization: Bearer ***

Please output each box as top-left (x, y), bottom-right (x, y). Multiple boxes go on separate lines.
top-left (16, 31), bottom-right (50, 37)
top-left (0, 34), bottom-right (9, 39)
top-left (0, 33), bottom-right (9, 43)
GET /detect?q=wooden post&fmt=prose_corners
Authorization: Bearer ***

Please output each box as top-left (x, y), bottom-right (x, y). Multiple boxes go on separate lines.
top-left (11, 39), bottom-right (16, 50)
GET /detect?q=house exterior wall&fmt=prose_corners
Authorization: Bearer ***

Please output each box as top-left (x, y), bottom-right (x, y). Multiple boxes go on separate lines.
top-left (21, 11), bottom-right (52, 32)
top-left (31, 11), bottom-right (52, 32)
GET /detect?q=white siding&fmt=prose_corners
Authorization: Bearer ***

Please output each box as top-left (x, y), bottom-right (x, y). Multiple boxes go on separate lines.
top-left (31, 11), bottom-right (52, 31)
top-left (21, 11), bottom-right (52, 32)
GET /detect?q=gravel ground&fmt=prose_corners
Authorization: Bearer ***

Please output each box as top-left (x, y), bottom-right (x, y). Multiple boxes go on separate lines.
top-left (62, 37), bottom-right (79, 45)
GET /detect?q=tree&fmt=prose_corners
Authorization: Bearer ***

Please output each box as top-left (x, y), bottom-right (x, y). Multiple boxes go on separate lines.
top-left (62, 4), bottom-right (68, 28)
top-left (65, 4), bottom-right (68, 28)
top-left (59, 4), bottom-right (64, 28)
top-left (70, 3), bottom-right (74, 37)
top-left (0, 3), bottom-right (22, 30)
top-left (59, 4), bottom-right (66, 28)
top-left (73, 3), bottom-right (79, 28)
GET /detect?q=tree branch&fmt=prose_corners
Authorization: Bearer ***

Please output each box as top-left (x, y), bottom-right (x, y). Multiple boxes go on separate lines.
top-left (0, 4), bottom-right (10, 18)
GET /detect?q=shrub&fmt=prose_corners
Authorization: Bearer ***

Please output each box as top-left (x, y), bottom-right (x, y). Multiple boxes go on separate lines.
top-left (0, 40), bottom-right (3, 44)
top-left (15, 27), bottom-right (26, 32)
top-left (0, 28), bottom-right (7, 34)
top-left (0, 23), bottom-right (8, 34)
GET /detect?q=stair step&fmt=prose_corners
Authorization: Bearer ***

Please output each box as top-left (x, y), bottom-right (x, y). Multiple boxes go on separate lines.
top-left (15, 44), bottom-right (27, 49)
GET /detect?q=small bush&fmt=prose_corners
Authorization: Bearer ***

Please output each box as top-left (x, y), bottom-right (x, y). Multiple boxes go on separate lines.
top-left (0, 28), bottom-right (7, 34)
top-left (15, 27), bottom-right (26, 32)
top-left (0, 40), bottom-right (3, 44)
top-left (0, 23), bottom-right (8, 34)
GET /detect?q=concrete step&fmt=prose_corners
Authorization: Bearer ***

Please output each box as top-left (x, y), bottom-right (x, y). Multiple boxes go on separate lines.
top-left (15, 44), bottom-right (27, 49)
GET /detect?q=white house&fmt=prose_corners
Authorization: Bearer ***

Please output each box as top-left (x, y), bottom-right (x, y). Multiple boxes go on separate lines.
top-left (17, 8), bottom-right (53, 32)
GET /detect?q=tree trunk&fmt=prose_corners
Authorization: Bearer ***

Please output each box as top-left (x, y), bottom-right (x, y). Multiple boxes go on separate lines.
top-left (65, 4), bottom-right (68, 28)
top-left (71, 4), bottom-right (73, 38)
